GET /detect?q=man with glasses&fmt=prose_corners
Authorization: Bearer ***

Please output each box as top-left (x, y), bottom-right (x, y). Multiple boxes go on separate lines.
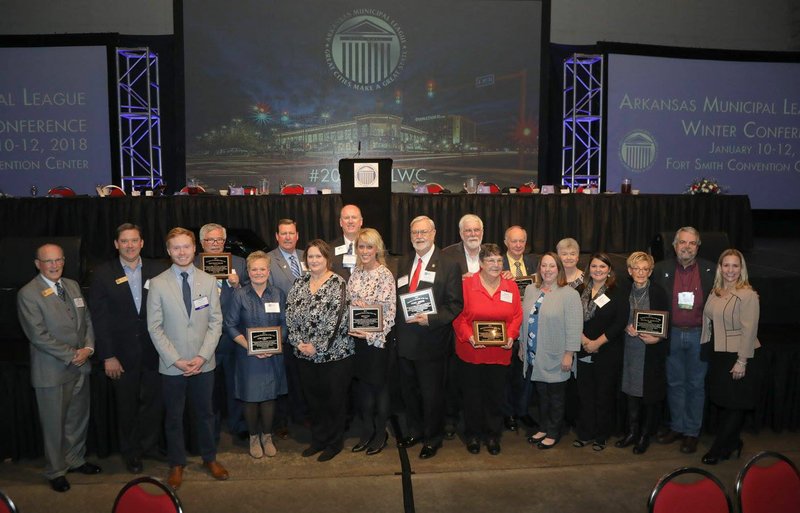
top-left (89, 223), bottom-right (166, 474)
top-left (652, 227), bottom-right (715, 454)
top-left (330, 204), bottom-right (363, 278)
top-left (396, 216), bottom-right (463, 459)
top-left (195, 223), bottom-right (249, 442)
top-left (17, 243), bottom-right (101, 492)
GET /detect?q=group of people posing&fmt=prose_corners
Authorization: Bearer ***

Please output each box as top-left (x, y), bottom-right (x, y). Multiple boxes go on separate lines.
top-left (17, 204), bottom-right (761, 493)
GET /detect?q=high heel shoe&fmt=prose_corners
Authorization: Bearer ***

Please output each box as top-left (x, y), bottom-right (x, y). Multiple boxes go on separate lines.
top-left (352, 436), bottom-right (372, 453)
top-left (614, 432), bottom-right (637, 449)
top-left (366, 432), bottom-right (389, 456)
top-left (702, 440), bottom-right (744, 465)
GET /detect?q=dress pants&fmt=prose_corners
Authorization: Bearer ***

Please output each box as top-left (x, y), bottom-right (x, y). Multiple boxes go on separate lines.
top-left (503, 340), bottom-right (525, 417)
top-left (665, 327), bottom-right (707, 437)
top-left (214, 335), bottom-right (246, 436)
top-left (399, 356), bottom-right (446, 446)
top-left (535, 380), bottom-right (567, 440)
top-left (576, 358), bottom-right (619, 442)
top-left (162, 371), bottom-right (216, 466)
top-left (35, 373), bottom-right (90, 479)
top-left (297, 356), bottom-right (354, 451)
top-left (458, 359), bottom-right (508, 439)
top-left (113, 367), bottom-right (162, 460)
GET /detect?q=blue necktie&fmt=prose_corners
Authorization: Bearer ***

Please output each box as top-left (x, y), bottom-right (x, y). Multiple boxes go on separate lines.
top-left (181, 272), bottom-right (192, 317)
top-left (288, 255), bottom-right (301, 278)
top-left (56, 281), bottom-right (66, 302)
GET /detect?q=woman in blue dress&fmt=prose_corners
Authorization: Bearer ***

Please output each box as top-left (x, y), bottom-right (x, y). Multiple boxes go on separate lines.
top-left (225, 250), bottom-right (288, 459)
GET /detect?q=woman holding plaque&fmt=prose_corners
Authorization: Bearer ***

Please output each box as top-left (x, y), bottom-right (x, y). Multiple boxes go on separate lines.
top-left (347, 228), bottom-right (396, 456)
top-left (286, 240), bottom-right (354, 462)
top-left (557, 238), bottom-right (584, 288)
top-left (700, 249), bottom-right (761, 465)
top-left (225, 251), bottom-right (288, 459)
top-left (520, 252), bottom-right (582, 449)
top-left (615, 252), bottom-right (669, 455)
top-left (453, 244), bottom-right (522, 455)
top-left (573, 253), bottom-right (629, 451)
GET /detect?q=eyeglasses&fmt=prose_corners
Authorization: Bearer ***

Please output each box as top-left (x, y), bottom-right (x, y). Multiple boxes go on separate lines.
top-left (203, 238), bottom-right (225, 244)
top-left (629, 267), bottom-right (651, 273)
top-left (38, 257), bottom-right (65, 265)
top-left (410, 229), bottom-right (432, 236)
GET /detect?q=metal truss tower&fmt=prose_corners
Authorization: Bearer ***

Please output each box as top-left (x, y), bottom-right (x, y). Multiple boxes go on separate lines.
top-left (116, 47), bottom-right (163, 193)
top-left (562, 53), bottom-right (603, 191)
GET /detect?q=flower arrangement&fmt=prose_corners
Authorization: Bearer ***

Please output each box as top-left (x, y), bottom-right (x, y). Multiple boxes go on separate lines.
top-left (686, 177), bottom-right (723, 195)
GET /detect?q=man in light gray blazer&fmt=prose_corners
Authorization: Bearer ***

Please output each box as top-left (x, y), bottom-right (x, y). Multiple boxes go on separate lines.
top-left (267, 218), bottom-right (308, 431)
top-left (17, 243), bottom-right (101, 492)
top-left (147, 227), bottom-right (227, 490)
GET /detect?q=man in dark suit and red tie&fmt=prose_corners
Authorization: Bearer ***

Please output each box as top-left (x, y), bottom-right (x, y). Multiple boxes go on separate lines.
top-left (395, 215), bottom-right (463, 459)
top-left (89, 223), bottom-right (166, 474)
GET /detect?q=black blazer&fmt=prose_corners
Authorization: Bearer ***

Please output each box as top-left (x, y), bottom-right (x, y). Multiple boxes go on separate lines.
top-left (441, 241), bottom-right (469, 275)
top-left (502, 253), bottom-right (538, 277)
top-left (395, 247), bottom-right (463, 360)
top-left (89, 258), bottom-right (166, 371)
top-left (577, 282), bottom-right (631, 366)
top-left (329, 236), bottom-right (356, 279)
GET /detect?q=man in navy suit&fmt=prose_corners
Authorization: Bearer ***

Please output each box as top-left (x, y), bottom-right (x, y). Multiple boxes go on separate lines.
top-left (89, 223), bottom-right (165, 474)
top-left (194, 223), bottom-right (248, 441)
top-left (396, 216), bottom-right (463, 459)
top-left (17, 243), bottom-right (101, 492)
top-left (330, 204), bottom-right (362, 278)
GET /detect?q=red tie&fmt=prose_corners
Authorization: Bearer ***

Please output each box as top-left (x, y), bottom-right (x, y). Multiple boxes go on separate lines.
top-left (409, 257), bottom-right (423, 292)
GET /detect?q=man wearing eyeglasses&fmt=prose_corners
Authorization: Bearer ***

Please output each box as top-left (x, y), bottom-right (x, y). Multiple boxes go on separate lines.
top-left (395, 216), bottom-right (463, 459)
top-left (17, 243), bottom-right (101, 492)
top-left (194, 223), bottom-right (249, 442)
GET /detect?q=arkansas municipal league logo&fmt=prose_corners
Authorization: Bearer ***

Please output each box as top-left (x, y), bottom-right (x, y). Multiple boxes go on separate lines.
top-left (354, 162), bottom-right (379, 188)
top-left (325, 9), bottom-right (407, 91)
top-left (619, 130), bottom-right (657, 172)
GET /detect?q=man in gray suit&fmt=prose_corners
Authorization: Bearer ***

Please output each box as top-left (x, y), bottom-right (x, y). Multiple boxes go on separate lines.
top-left (17, 243), bottom-right (101, 492)
top-left (268, 218), bottom-right (307, 432)
top-left (147, 227), bottom-right (227, 489)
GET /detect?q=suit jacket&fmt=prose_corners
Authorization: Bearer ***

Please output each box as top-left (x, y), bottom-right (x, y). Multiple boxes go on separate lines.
top-left (146, 266), bottom-right (223, 376)
top-left (267, 247), bottom-right (305, 297)
top-left (701, 287), bottom-right (761, 358)
top-left (329, 236), bottom-right (356, 279)
top-left (652, 257), bottom-right (715, 321)
top-left (89, 258), bottom-right (165, 371)
top-left (17, 275), bottom-right (95, 388)
top-left (441, 241), bottom-right (469, 275)
top-left (395, 247), bottom-right (463, 360)
top-left (503, 253), bottom-right (538, 277)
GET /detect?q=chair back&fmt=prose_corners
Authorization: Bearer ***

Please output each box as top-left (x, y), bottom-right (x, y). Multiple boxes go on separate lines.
top-left (736, 451), bottom-right (800, 513)
top-left (112, 476), bottom-right (183, 513)
top-left (649, 466), bottom-right (732, 513)
top-left (0, 489), bottom-right (17, 513)
top-left (47, 186), bottom-right (76, 197)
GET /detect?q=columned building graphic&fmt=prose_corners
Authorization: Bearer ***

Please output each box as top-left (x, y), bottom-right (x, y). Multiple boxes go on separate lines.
top-left (337, 20), bottom-right (396, 85)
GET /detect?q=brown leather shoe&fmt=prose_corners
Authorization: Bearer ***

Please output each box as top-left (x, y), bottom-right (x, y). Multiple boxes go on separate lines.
top-left (167, 465), bottom-right (184, 490)
top-left (680, 436), bottom-right (698, 454)
top-left (657, 429), bottom-right (683, 445)
top-left (203, 460), bottom-right (229, 480)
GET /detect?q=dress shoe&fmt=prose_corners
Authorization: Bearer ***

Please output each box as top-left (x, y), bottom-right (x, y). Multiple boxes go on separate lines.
top-left (466, 437), bottom-right (481, 454)
top-left (397, 436), bottom-right (420, 449)
top-left (633, 435), bottom-right (650, 455)
top-left (703, 440), bottom-right (743, 464)
top-left (592, 439), bottom-right (607, 451)
top-left (527, 432), bottom-right (547, 444)
top-left (68, 462), bottom-right (102, 474)
top-left (302, 445), bottom-right (324, 457)
top-left (352, 437), bottom-right (372, 453)
top-left (504, 416), bottom-right (519, 432)
top-left (318, 447), bottom-right (341, 462)
top-left (167, 466), bottom-right (184, 490)
top-left (261, 433), bottom-right (277, 457)
top-left (486, 438), bottom-right (501, 455)
top-left (657, 429), bottom-right (683, 445)
top-left (680, 436), bottom-right (699, 454)
top-left (203, 460), bottom-right (229, 480)
top-left (366, 432), bottom-right (389, 456)
top-left (537, 438), bottom-right (559, 449)
top-left (49, 476), bottom-right (71, 492)
top-left (419, 444), bottom-right (441, 459)
top-left (702, 451), bottom-right (721, 465)
top-left (519, 415), bottom-right (538, 428)
top-left (614, 432), bottom-right (637, 449)
top-left (125, 456), bottom-right (143, 474)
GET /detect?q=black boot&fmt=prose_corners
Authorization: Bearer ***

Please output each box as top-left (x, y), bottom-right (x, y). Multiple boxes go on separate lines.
top-left (633, 433), bottom-right (650, 454)
top-left (615, 396), bottom-right (640, 449)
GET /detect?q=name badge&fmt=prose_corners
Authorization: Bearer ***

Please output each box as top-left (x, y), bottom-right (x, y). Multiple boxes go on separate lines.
top-left (193, 296), bottom-right (210, 310)
top-left (334, 244), bottom-right (348, 256)
top-left (144, 279), bottom-right (150, 290)
top-left (397, 275), bottom-right (409, 288)
top-left (73, 297), bottom-right (85, 308)
top-left (115, 276), bottom-right (129, 285)
top-left (593, 293), bottom-right (610, 308)
top-left (500, 290), bottom-right (513, 303)
top-left (678, 291), bottom-right (695, 310)
top-left (342, 254), bottom-right (357, 267)
top-left (421, 270), bottom-right (436, 283)
top-left (41, 288), bottom-right (54, 297)
top-left (264, 302), bottom-right (280, 313)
